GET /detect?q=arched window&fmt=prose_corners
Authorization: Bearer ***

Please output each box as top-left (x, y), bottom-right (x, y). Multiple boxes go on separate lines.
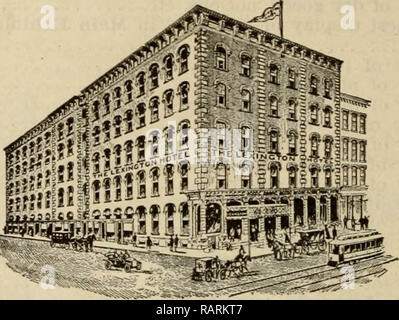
top-left (324, 79), bottom-right (332, 98)
top-left (164, 126), bottom-right (175, 156)
top-left (216, 45), bottom-right (227, 70)
top-left (137, 206), bottom-right (146, 234)
top-left (113, 116), bottom-right (122, 137)
top-left (178, 82), bottom-right (189, 110)
top-left (351, 167), bottom-right (358, 186)
top-left (58, 188), bottom-right (64, 207)
top-left (102, 149), bottom-right (110, 171)
top-left (288, 165), bottom-right (297, 188)
top-left (269, 64), bottom-right (279, 84)
top-left (137, 72), bottom-right (145, 96)
top-left (57, 123), bottom-right (64, 140)
top-left (310, 104), bottom-right (319, 125)
top-left (150, 205), bottom-right (160, 235)
top-left (324, 137), bottom-right (333, 159)
top-left (92, 153), bottom-right (100, 173)
top-left (180, 202), bottom-right (190, 235)
top-left (136, 103), bottom-right (146, 128)
top-left (58, 165), bottom-right (64, 183)
top-left (325, 168), bottom-right (332, 187)
top-left (165, 204), bottom-right (176, 235)
top-left (163, 90), bottom-right (174, 117)
top-left (67, 162), bottom-right (74, 181)
top-left (241, 89), bottom-right (251, 112)
top-left (164, 54), bottom-right (174, 81)
top-left (125, 140), bottom-right (133, 164)
top-left (103, 93), bottom-right (111, 114)
top-left (125, 173), bottom-right (133, 199)
top-left (179, 121), bottom-right (190, 150)
top-left (241, 54), bottom-right (251, 77)
top-left (45, 170), bottom-right (51, 187)
top-left (67, 139), bottom-right (74, 156)
top-left (288, 99), bottom-right (297, 120)
top-left (113, 87), bottom-right (122, 109)
top-left (216, 163), bottom-right (227, 189)
top-left (351, 140), bottom-right (358, 161)
top-left (178, 45), bottom-right (190, 73)
top-left (103, 179), bottom-right (111, 202)
top-left (149, 97), bottom-right (160, 123)
top-left (30, 194), bottom-right (35, 210)
top-left (103, 121), bottom-right (111, 142)
top-left (270, 163), bottom-right (280, 188)
top-left (66, 117), bottom-right (74, 135)
top-left (114, 176), bottom-right (121, 201)
top-left (269, 96), bottom-right (279, 117)
top-left (136, 136), bottom-right (145, 161)
top-left (137, 170), bottom-right (146, 198)
top-left (216, 83), bottom-right (226, 107)
top-left (58, 143), bottom-right (65, 160)
top-left (343, 166), bottom-right (349, 186)
top-left (270, 129), bottom-right (279, 153)
top-left (179, 162), bottom-right (189, 192)
top-left (288, 131), bottom-right (297, 155)
top-left (310, 134), bottom-right (320, 157)
top-left (149, 64), bottom-right (159, 89)
top-left (114, 145), bottom-right (122, 167)
top-left (124, 110), bottom-right (133, 133)
top-left (324, 107), bottom-right (332, 127)
top-left (240, 126), bottom-right (252, 157)
top-left (67, 186), bottom-right (74, 206)
top-left (310, 75), bottom-right (319, 95)
top-left (150, 167), bottom-right (160, 196)
top-left (36, 193), bottom-right (42, 209)
top-left (287, 68), bottom-right (297, 89)
top-left (92, 100), bottom-right (100, 121)
top-left (310, 166), bottom-right (319, 187)
top-left (125, 80), bottom-right (133, 101)
top-left (92, 126), bottom-right (100, 145)
top-left (240, 161), bottom-right (252, 189)
top-left (165, 164), bottom-right (174, 195)
top-left (149, 131), bottom-right (160, 157)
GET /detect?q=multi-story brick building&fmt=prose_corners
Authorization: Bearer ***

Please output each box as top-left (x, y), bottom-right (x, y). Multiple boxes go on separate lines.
top-left (4, 5), bottom-right (370, 248)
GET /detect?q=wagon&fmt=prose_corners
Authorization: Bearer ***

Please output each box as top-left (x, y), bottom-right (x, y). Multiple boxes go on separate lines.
top-left (192, 257), bottom-right (227, 282)
top-left (294, 228), bottom-right (326, 255)
top-left (50, 231), bottom-right (72, 249)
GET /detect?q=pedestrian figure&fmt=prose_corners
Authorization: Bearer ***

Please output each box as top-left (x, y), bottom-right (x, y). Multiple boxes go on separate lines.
top-left (284, 228), bottom-right (291, 244)
top-left (169, 235), bottom-right (174, 252)
top-left (365, 216), bottom-right (369, 229)
top-left (87, 231), bottom-right (96, 252)
top-left (132, 233), bottom-right (137, 247)
top-left (174, 234), bottom-right (179, 252)
top-left (324, 224), bottom-right (331, 240)
top-left (332, 225), bottom-right (337, 240)
top-left (343, 216), bottom-right (348, 229)
top-left (146, 236), bottom-right (152, 251)
top-left (351, 218), bottom-right (356, 230)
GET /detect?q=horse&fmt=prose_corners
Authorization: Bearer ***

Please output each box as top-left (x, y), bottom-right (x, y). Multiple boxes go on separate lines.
top-left (271, 239), bottom-right (295, 260)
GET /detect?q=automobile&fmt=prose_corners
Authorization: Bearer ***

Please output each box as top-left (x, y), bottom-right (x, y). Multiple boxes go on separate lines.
top-left (104, 250), bottom-right (142, 273)
top-left (50, 231), bottom-right (73, 249)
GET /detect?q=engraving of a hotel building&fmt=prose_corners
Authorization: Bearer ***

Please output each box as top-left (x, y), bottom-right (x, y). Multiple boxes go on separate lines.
top-left (4, 5), bottom-right (369, 247)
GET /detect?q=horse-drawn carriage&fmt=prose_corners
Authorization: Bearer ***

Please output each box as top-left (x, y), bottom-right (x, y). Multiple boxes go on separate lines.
top-left (192, 256), bottom-right (250, 282)
top-left (294, 228), bottom-right (326, 255)
top-left (50, 231), bottom-right (72, 249)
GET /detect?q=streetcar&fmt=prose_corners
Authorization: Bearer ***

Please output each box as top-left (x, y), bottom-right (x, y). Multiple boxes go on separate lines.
top-left (327, 230), bottom-right (384, 267)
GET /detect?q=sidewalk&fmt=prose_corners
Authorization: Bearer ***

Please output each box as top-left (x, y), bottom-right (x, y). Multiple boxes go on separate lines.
top-left (0, 233), bottom-right (273, 260)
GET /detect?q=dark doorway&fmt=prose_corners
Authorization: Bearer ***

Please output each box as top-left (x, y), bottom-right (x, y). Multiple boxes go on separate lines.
top-left (250, 219), bottom-right (259, 242)
top-left (320, 197), bottom-right (327, 223)
top-left (294, 198), bottom-right (304, 226)
top-left (226, 220), bottom-right (242, 240)
top-left (331, 196), bottom-right (338, 222)
top-left (281, 216), bottom-right (289, 229)
top-left (307, 197), bottom-right (316, 226)
top-left (264, 217), bottom-right (276, 237)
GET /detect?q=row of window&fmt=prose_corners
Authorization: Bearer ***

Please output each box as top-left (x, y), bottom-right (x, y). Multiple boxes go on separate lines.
top-left (91, 163), bottom-right (189, 203)
top-left (91, 45), bottom-right (190, 120)
top-left (214, 44), bottom-right (334, 98)
top-left (7, 187), bottom-right (73, 213)
top-left (342, 166), bottom-right (367, 187)
top-left (342, 139), bottom-right (367, 162)
top-left (342, 110), bottom-right (366, 133)
top-left (214, 163), bottom-right (334, 189)
top-left (8, 132), bottom-right (52, 165)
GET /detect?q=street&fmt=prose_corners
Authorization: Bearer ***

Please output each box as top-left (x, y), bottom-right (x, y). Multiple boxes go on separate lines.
top-left (0, 236), bottom-right (395, 299)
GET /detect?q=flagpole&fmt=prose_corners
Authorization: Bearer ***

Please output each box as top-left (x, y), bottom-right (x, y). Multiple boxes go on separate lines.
top-left (279, 0), bottom-right (284, 38)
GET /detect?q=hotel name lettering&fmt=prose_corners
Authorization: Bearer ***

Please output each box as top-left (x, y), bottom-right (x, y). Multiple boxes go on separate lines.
top-left (92, 153), bottom-right (334, 179)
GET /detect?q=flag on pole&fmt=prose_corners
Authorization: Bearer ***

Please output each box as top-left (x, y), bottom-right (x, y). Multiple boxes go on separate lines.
top-left (248, 1), bottom-right (281, 23)
top-left (248, 1), bottom-right (284, 38)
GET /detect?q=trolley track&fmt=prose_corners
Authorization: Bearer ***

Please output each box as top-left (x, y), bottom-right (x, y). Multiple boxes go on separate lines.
top-left (215, 255), bottom-right (396, 297)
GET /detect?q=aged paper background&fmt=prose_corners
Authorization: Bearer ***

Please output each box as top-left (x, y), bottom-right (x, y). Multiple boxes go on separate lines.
top-left (0, 0), bottom-right (398, 299)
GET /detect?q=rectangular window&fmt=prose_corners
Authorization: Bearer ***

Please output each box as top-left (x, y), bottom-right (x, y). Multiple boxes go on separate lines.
top-left (342, 111), bottom-right (349, 130)
top-left (351, 113), bottom-right (358, 132)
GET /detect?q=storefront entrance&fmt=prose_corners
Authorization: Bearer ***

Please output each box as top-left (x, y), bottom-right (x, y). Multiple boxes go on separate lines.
top-left (226, 219), bottom-right (242, 240)
top-left (264, 217), bottom-right (276, 236)
top-left (249, 219), bottom-right (259, 242)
